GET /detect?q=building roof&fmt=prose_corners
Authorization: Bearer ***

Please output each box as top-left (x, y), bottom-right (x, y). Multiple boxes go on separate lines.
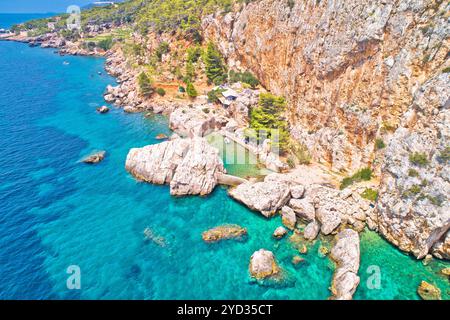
top-left (222, 89), bottom-right (239, 99)
top-left (219, 97), bottom-right (232, 106)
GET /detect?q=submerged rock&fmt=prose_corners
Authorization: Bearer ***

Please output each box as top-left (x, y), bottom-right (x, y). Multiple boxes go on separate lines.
top-left (292, 256), bottom-right (304, 265)
top-left (417, 281), bottom-right (442, 300)
top-left (228, 179), bottom-right (290, 218)
top-left (273, 226), bottom-right (288, 239)
top-left (330, 229), bottom-right (360, 300)
top-left (125, 137), bottom-right (225, 196)
top-left (440, 268), bottom-right (450, 277)
top-left (82, 151), bottom-right (106, 164)
top-left (249, 249), bottom-right (280, 280)
top-left (202, 225), bottom-right (247, 243)
top-left (143, 227), bottom-right (166, 247)
top-left (96, 106), bottom-right (110, 114)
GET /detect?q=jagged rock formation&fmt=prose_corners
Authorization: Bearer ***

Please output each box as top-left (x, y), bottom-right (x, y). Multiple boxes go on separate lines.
top-left (377, 73), bottom-right (450, 259)
top-left (330, 229), bottom-right (361, 300)
top-left (125, 137), bottom-right (225, 196)
top-left (203, 0), bottom-right (449, 172)
top-left (169, 107), bottom-right (219, 137)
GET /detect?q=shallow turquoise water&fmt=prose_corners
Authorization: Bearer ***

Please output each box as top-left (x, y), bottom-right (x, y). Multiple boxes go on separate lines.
top-left (0, 20), bottom-right (448, 300)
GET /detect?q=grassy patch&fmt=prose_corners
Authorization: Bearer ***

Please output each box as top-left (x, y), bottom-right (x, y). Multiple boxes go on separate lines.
top-left (375, 138), bottom-right (386, 150)
top-left (408, 169), bottom-right (419, 177)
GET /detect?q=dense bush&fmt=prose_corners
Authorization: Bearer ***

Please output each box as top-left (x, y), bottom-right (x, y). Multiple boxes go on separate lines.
top-left (229, 70), bottom-right (260, 88)
top-left (375, 138), bottom-right (386, 150)
top-left (361, 188), bottom-right (378, 202)
top-left (156, 88), bottom-right (166, 96)
top-left (97, 37), bottom-right (113, 51)
top-left (340, 168), bottom-right (373, 190)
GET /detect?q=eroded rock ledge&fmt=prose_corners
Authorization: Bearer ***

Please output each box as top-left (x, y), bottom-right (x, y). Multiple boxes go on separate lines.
top-left (330, 229), bottom-right (361, 300)
top-left (125, 137), bottom-right (225, 196)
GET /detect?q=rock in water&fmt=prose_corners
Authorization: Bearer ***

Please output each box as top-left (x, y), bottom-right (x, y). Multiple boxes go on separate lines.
top-left (292, 256), bottom-right (304, 265)
top-left (96, 106), bottom-right (109, 114)
top-left (228, 179), bottom-right (291, 218)
top-left (304, 220), bottom-right (320, 241)
top-left (155, 133), bottom-right (168, 140)
top-left (249, 249), bottom-right (280, 280)
top-left (417, 281), bottom-right (442, 300)
top-left (202, 225), bottom-right (247, 243)
top-left (82, 151), bottom-right (106, 164)
top-left (273, 226), bottom-right (288, 239)
top-left (281, 206), bottom-right (297, 230)
top-left (125, 137), bottom-right (225, 196)
top-left (330, 229), bottom-right (360, 300)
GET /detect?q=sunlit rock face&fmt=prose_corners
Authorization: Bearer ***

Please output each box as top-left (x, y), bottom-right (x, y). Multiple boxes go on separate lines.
top-left (203, 0), bottom-right (449, 173)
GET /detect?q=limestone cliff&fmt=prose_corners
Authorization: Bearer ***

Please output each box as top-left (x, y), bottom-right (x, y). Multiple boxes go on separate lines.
top-left (202, 0), bottom-right (449, 172)
top-left (202, 0), bottom-right (449, 258)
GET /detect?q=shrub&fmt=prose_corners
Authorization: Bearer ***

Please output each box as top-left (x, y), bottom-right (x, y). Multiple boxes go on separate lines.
top-left (229, 70), bottom-right (260, 88)
top-left (438, 146), bottom-right (450, 163)
top-left (409, 152), bottom-right (429, 167)
top-left (202, 108), bottom-right (210, 114)
top-left (187, 46), bottom-right (202, 63)
top-left (361, 188), bottom-right (378, 202)
top-left (156, 88), bottom-right (166, 96)
top-left (207, 88), bottom-right (224, 103)
top-left (443, 67), bottom-right (450, 73)
top-left (186, 82), bottom-right (198, 98)
top-left (375, 138), bottom-right (386, 150)
top-left (408, 169), bottom-right (419, 177)
top-left (340, 167), bottom-right (373, 189)
top-left (137, 72), bottom-right (154, 98)
top-left (290, 140), bottom-right (311, 165)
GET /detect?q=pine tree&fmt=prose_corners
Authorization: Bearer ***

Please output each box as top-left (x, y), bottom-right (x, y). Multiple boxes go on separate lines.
top-left (203, 42), bottom-right (227, 85)
top-left (138, 72), bottom-right (154, 98)
top-left (250, 93), bottom-right (290, 153)
top-left (186, 82), bottom-right (198, 98)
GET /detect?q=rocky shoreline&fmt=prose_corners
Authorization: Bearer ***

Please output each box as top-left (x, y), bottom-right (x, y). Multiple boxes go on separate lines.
top-left (4, 11), bottom-right (448, 299)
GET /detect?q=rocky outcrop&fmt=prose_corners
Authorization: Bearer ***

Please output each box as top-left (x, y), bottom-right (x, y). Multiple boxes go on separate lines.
top-left (203, 0), bottom-right (449, 174)
top-left (289, 198), bottom-right (316, 222)
top-left (330, 229), bottom-right (361, 300)
top-left (377, 74), bottom-right (450, 259)
top-left (281, 206), bottom-right (297, 230)
top-left (169, 107), bottom-right (218, 137)
top-left (249, 249), bottom-right (280, 280)
top-left (125, 137), bottom-right (225, 196)
top-left (82, 151), bottom-right (106, 164)
top-left (417, 281), bottom-right (442, 300)
top-left (304, 220), bottom-right (320, 241)
top-left (202, 225), bottom-right (247, 243)
top-left (432, 231), bottom-right (450, 260)
top-left (228, 178), bottom-right (291, 217)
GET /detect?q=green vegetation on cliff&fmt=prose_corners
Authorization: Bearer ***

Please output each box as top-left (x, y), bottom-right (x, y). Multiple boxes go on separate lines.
top-left (249, 93), bottom-right (290, 153)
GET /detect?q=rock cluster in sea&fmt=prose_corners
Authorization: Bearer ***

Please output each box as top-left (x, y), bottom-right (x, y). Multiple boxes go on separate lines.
top-left (249, 249), bottom-right (280, 280)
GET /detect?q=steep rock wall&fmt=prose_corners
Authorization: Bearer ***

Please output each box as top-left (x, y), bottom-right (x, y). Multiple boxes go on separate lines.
top-left (202, 0), bottom-right (449, 172)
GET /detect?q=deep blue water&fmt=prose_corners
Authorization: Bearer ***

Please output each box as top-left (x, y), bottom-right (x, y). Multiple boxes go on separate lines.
top-left (0, 14), bottom-right (448, 300)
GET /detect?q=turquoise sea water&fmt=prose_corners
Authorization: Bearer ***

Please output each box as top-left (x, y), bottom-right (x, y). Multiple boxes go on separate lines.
top-left (0, 15), bottom-right (448, 300)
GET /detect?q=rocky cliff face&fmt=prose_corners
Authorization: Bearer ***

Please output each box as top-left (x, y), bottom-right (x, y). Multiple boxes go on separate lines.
top-left (203, 0), bottom-right (449, 259)
top-left (203, 0), bottom-right (449, 173)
